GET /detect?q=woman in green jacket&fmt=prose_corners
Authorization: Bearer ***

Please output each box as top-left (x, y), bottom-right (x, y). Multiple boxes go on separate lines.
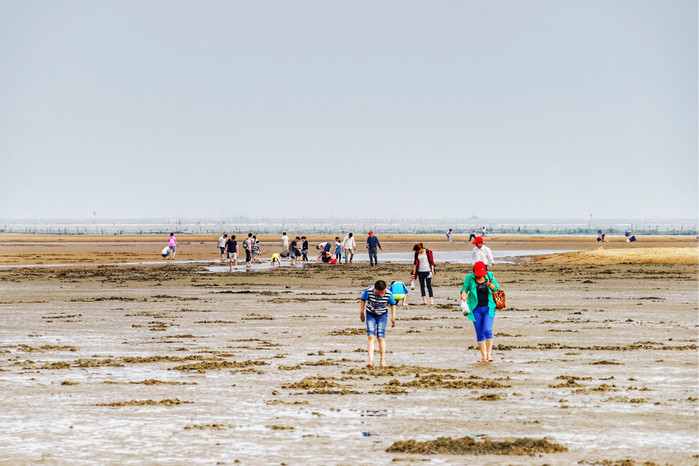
top-left (460, 261), bottom-right (499, 363)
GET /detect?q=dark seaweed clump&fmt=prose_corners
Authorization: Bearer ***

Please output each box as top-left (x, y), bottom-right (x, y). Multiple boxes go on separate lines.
top-left (386, 436), bottom-right (567, 455)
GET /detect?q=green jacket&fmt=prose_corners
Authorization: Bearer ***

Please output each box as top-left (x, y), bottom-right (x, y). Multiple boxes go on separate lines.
top-left (460, 272), bottom-right (499, 322)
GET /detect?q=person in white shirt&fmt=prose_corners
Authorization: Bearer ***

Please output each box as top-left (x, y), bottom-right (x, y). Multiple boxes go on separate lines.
top-left (471, 237), bottom-right (493, 266)
top-left (342, 232), bottom-right (356, 264)
top-left (281, 232), bottom-right (290, 251)
top-left (217, 234), bottom-right (227, 262)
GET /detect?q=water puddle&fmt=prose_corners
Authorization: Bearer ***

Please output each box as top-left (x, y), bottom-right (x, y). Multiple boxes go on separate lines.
top-left (203, 249), bottom-right (576, 272)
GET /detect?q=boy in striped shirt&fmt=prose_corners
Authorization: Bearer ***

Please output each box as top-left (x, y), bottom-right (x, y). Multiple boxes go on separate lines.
top-left (360, 280), bottom-right (397, 367)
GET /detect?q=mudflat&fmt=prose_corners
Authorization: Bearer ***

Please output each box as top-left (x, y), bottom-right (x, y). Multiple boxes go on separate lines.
top-left (1, 232), bottom-right (696, 265)
top-left (0, 236), bottom-right (697, 464)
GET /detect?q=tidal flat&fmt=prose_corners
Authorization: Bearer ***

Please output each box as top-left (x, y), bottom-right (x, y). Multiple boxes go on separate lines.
top-left (0, 258), bottom-right (697, 464)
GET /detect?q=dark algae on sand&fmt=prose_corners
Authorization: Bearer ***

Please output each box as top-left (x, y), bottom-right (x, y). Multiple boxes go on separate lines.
top-left (387, 435), bottom-right (567, 455)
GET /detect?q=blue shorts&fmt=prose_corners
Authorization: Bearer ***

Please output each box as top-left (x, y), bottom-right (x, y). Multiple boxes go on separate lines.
top-left (220, 247), bottom-right (225, 254)
top-left (366, 312), bottom-right (388, 339)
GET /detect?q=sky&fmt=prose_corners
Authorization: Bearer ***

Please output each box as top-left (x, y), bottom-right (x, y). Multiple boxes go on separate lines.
top-left (1, 1), bottom-right (697, 220)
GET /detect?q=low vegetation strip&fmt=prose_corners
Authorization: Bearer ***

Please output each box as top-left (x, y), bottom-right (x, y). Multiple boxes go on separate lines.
top-left (387, 436), bottom-right (567, 455)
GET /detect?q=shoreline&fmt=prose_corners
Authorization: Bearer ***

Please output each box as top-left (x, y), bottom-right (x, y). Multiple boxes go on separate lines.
top-left (0, 233), bottom-right (696, 266)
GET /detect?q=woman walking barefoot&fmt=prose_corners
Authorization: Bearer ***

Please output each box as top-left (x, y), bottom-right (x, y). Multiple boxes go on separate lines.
top-left (411, 243), bottom-right (435, 305)
top-left (460, 261), bottom-right (499, 362)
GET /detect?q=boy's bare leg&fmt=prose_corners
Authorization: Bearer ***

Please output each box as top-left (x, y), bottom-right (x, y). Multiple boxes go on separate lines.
top-left (378, 337), bottom-right (386, 367)
top-left (367, 335), bottom-right (375, 367)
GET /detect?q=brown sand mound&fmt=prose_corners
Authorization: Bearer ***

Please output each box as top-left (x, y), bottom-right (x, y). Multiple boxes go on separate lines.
top-left (530, 247), bottom-right (698, 265)
top-left (386, 436), bottom-right (567, 455)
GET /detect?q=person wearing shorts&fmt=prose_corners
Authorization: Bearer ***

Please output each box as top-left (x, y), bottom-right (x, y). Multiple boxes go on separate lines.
top-left (218, 234), bottom-right (227, 261)
top-left (225, 235), bottom-right (238, 272)
top-left (289, 237), bottom-right (301, 265)
top-left (360, 280), bottom-right (396, 368)
top-left (167, 233), bottom-right (177, 260)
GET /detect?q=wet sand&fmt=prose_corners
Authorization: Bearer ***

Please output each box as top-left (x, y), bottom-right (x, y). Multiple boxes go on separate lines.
top-left (1, 233), bottom-right (696, 265)
top-left (0, 237), bottom-right (697, 464)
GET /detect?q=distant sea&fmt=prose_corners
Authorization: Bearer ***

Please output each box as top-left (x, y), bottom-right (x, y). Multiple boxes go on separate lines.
top-left (1, 218), bottom-right (696, 236)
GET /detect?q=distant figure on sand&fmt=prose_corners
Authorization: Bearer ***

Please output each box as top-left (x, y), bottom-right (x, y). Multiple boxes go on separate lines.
top-left (461, 261), bottom-right (499, 363)
top-left (289, 236), bottom-right (301, 265)
top-left (360, 280), bottom-right (396, 367)
top-left (167, 233), bottom-right (178, 260)
top-left (243, 233), bottom-right (253, 266)
top-left (627, 235), bottom-right (637, 243)
top-left (481, 226), bottom-right (487, 237)
top-left (281, 232), bottom-right (289, 251)
top-left (471, 237), bottom-right (493, 266)
top-left (270, 253), bottom-right (281, 266)
top-left (597, 233), bottom-right (606, 242)
top-left (411, 243), bottom-right (435, 305)
top-left (225, 235), bottom-right (238, 272)
top-left (469, 231), bottom-right (477, 242)
top-left (218, 233), bottom-right (228, 262)
top-left (301, 236), bottom-right (309, 261)
top-left (446, 229), bottom-right (453, 243)
top-left (366, 231), bottom-right (382, 266)
top-left (342, 232), bottom-right (356, 264)
top-left (252, 236), bottom-right (262, 262)
top-left (334, 237), bottom-right (342, 263)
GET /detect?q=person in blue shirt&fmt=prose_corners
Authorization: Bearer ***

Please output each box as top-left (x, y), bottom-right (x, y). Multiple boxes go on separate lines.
top-left (360, 280), bottom-right (396, 367)
top-left (390, 280), bottom-right (409, 307)
top-left (366, 231), bottom-right (382, 266)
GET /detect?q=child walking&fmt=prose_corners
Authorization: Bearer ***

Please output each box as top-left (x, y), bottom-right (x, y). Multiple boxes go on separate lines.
top-left (360, 280), bottom-right (396, 367)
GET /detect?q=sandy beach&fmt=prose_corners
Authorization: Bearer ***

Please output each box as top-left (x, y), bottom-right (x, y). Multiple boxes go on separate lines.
top-left (0, 235), bottom-right (697, 464)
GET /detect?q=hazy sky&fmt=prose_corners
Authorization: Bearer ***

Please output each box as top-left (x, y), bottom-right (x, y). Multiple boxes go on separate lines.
top-left (1, 1), bottom-right (697, 220)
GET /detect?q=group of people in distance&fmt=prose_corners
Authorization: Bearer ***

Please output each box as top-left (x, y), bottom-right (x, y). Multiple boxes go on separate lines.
top-left (217, 233), bottom-right (267, 271)
top-left (214, 231), bottom-right (371, 269)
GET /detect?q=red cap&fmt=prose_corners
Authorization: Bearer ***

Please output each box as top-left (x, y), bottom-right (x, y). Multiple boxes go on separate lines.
top-left (368, 231), bottom-right (373, 235)
top-left (473, 261), bottom-right (487, 277)
top-left (471, 237), bottom-right (483, 245)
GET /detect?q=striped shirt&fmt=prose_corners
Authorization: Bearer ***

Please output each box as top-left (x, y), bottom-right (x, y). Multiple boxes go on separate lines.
top-left (361, 286), bottom-right (396, 316)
